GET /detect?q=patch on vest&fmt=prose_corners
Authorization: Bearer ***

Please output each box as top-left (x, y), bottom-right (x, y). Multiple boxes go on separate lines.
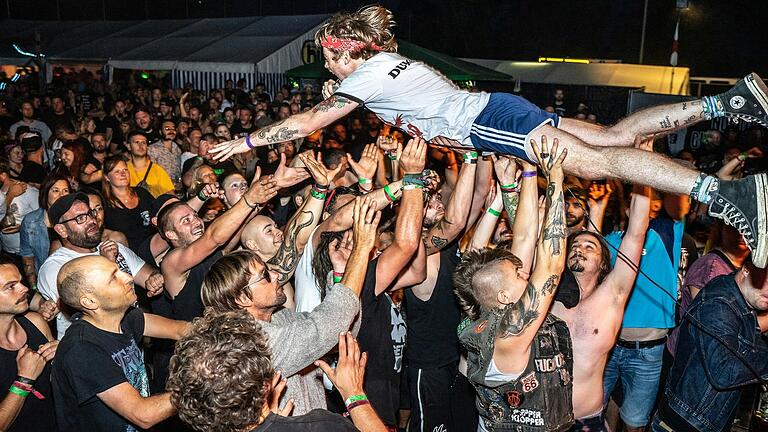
top-left (559, 368), bottom-right (572, 386)
top-left (474, 320), bottom-right (488, 333)
top-left (510, 408), bottom-right (545, 426)
top-left (534, 353), bottom-right (565, 373)
top-left (505, 390), bottom-right (522, 408)
top-left (521, 372), bottom-right (539, 393)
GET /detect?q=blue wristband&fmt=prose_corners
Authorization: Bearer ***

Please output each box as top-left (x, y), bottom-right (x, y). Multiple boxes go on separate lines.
top-left (245, 134), bottom-right (254, 149)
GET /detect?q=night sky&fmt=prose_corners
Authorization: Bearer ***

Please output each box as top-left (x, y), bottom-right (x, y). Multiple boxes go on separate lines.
top-left (1, 0), bottom-right (766, 78)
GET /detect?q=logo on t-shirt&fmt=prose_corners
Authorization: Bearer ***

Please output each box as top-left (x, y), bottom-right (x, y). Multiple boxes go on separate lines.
top-left (111, 339), bottom-right (149, 398)
top-left (388, 59), bottom-right (413, 79)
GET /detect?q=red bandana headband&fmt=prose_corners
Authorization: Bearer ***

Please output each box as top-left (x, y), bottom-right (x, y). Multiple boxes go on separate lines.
top-left (321, 36), bottom-right (382, 52)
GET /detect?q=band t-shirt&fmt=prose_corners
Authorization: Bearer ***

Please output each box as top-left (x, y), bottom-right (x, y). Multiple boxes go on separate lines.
top-left (52, 307), bottom-right (149, 432)
top-left (334, 51), bottom-right (490, 146)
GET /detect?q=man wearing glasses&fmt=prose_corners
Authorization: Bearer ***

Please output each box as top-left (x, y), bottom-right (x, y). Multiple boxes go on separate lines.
top-left (37, 192), bottom-right (163, 339)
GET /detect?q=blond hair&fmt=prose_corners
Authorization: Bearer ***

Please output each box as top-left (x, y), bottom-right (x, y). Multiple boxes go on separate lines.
top-left (315, 5), bottom-right (397, 61)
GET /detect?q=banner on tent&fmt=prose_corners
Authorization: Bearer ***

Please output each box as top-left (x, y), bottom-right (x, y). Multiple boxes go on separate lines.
top-left (170, 70), bottom-right (288, 98)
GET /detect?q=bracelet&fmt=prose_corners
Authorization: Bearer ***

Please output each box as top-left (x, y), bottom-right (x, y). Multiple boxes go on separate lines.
top-left (500, 182), bottom-right (519, 193)
top-left (242, 195), bottom-right (258, 209)
top-left (245, 133), bottom-right (255, 149)
top-left (402, 173), bottom-right (425, 188)
top-left (344, 394), bottom-right (368, 407)
top-left (12, 381), bottom-right (45, 400)
top-left (15, 376), bottom-right (35, 386)
top-left (486, 208), bottom-right (501, 217)
top-left (383, 184), bottom-right (399, 203)
top-left (346, 400), bottom-right (371, 411)
top-left (9, 386), bottom-right (29, 398)
top-left (197, 190), bottom-right (208, 201)
top-left (521, 170), bottom-right (538, 178)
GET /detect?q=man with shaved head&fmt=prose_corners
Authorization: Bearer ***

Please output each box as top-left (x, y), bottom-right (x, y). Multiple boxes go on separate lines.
top-left (51, 255), bottom-right (189, 432)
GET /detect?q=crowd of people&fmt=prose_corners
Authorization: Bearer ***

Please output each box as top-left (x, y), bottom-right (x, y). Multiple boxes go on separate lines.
top-left (1, 5), bottom-right (768, 432)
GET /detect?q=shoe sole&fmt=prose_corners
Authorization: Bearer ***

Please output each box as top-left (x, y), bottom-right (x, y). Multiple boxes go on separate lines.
top-left (746, 73), bottom-right (768, 116)
top-left (754, 173), bottom-right (768, 268)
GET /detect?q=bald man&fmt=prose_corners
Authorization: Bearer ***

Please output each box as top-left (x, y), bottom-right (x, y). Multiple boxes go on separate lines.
top-left (51, 256), bottom-right (189, 432)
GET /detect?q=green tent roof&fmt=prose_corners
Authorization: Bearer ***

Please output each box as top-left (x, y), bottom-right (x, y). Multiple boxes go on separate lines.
top-left (286, 40), bottom-right (512, 82)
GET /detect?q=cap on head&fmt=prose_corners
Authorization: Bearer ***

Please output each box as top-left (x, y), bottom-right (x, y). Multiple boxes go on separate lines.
top-left (48, 192), bottom-right (90, 225)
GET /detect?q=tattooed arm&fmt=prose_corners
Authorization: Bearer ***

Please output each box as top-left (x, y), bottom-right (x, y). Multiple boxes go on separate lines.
top-left (423, 154), bottom-right (477, 255)
top-left (210, 94), bottom-right (359, 160)
top-left (495, 136), bottom-right (567, 352)
top-left (269, 153), bottom-right (336, 285)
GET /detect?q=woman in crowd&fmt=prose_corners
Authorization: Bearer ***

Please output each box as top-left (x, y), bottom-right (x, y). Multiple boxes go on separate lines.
top-left (5, 142), bottom-right (24, 179)
top-left (101, 156), bottom-right (155, 250)
top-left (57, 139), bottom-right (88, 191)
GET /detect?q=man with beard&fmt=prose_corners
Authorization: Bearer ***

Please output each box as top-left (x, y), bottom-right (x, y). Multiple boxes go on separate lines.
top-left (551, 185), bottom-right (650, 431)
top-left (200, 197), bottom-right (380, 415)
top-left (10, 101), bottom-right (52, 143)
top-left (80, 133), bottom-right (109, 190)
top-left (126, 131), bottom-right (175, 198)
top-left (229, 106), bottom-right (256, 139)
top-left (157, 168), bottom-right (279, 322)
top-left (37, 193), bottom-right (164, 338)
top-left (565, 186), bottom-right (589, 235)
top-left (133, 106), bottom-right (159, 143)
top-left (148, 120), bottom-right (183, 183)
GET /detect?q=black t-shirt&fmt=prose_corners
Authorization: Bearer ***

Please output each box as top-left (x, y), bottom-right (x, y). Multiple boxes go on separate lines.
top-left (252, 410), bottom-right (358, 431)
top-left (404, 242), bottom-right (462, 369)
top-left (43, 111), bottom-right (75, 130)
top-left (0, 314), bottom-right (56, 432)
top-left (230, 122), bottom-right (258, 139)
top-left (172, 250), bottom-right (223, 322)
top-left (356, 258), bottom-right (405, 426)
top-left (104, 187), bottom-right (154, 252)
top-left (52, 307), bottom-right (148, 432)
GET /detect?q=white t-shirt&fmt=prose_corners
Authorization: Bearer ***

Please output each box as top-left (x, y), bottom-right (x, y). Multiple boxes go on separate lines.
top-left (293, 226), bottom-right (322, 313)
top-left (477, 359), bottom-right (524, 432)
top-left (335, 52), bottom-right (490, 146)
top-left (37, 243), bottom-right (146, 339)
top-left (0, 187), bottom-right (39, 254)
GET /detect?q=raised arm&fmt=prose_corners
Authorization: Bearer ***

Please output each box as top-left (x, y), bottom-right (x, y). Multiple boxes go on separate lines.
top-left (423, 151), bottom-right (477, 256)
top-left (210, 95), bottom-right (359, 161)
top-left (269, 153), bottom-right (338, 285)
top-left (602, 185), bottom-right (650, 302)
top-left (586, 181), bottom-right (612, 233)
top-left (316, 179), bottom-right (404, 237)
top-left (468, 183), bottom-right (502, 251)
top-left (375, 138), bottom-right (427, 295)
top-left (494, 156), bottom-right (540, 274)
top-left (97, 384), bottom-right (175, 430)
top-left (496, 137), bottom-right (567, 351)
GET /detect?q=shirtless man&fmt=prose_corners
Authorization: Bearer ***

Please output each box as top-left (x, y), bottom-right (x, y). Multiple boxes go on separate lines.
top-left (211, 5), bottom-right (768, 268)
top-left (551, 184), bottom-right (650, 431)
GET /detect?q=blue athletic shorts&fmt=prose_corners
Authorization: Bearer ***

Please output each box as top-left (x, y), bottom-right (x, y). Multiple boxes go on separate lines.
top-left (469, 93), bottom-right (561, 162)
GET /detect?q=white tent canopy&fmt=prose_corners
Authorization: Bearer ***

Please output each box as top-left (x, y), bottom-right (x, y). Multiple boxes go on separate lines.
top-left (0, 15), bottom-right (331, 92)
top-left (464, 59), bottom-right (690, 95)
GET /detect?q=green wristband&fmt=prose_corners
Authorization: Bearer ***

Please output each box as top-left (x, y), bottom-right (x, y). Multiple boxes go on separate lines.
top-left (310, 189), bottom-right (327, 200)
top-left (487, 208), bottom-right (501, 217)
top-left (9, 386), bottom-right (29, 397)
top-left (383, 184), bottom-right (398, 203)
top-left (345, 394), bottom-right (368, 406)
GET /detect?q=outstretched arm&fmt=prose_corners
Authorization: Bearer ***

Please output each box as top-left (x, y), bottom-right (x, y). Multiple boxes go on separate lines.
top-left (496, 137), bottom-right (567, 352)
top-left (602, 185), bottom-right (650, 303)
top-left (423, 152), bottom-right (477, 255)
top-left (210, 95), bottom-right (359, 160)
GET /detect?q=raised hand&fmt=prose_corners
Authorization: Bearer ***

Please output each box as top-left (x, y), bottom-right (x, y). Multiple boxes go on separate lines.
top-left (273, 153), bottom-right (311, 189)
top-left (351, 196), bottom-right (381, 254)
top-left (144, 271), bottom-right (165, 297)
top-left (329, 230), bottom-right (353, 274)
top-left (530, 135), bottom-right (566, 183)
top-left (347, 144), bottom-right (379, 183)
top-left (492, 155), bottom-right (521, 185)
top-left (322, 79), bottom-right (339, 99)
top-left (38, 299), bottom-right (59, 322)
top-left (99, 240), bottom-right (118, 262)
top-left (399, 137), bottom-right (427, 174)
top-left (314, 332), bottom-right (368, 401)
top-left (301, 152), bottom-right (337, 187)
top-left (244, 167), bottom-right (279, 205)
top-left (588, 181), bottom-right (613, 205)
top-left (198, 182), bottom-right (222, 201)
top-left (16, 345), bottom-right (46, 381)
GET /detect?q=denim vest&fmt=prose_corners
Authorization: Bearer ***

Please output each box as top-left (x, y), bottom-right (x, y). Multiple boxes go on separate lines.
top-left (19, 208), bottom-right (49, 272)
top-left (662, 274), bottom-right (768, 432)
top-left (460, 310), bottom-right (574, 431)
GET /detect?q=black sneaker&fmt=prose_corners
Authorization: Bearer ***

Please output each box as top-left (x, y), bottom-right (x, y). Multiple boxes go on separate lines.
top-left (708, 174), bottom-right (768, 268)
top-left (715, 73), bottom-right (768, 127)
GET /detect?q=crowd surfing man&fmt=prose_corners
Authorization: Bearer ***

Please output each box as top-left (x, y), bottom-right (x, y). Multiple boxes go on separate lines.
top-left (211, 4), bottom-right (768, 269)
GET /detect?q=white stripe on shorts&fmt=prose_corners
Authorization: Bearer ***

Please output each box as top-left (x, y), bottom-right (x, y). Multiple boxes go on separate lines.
top-left (471, 123), bottom-right (527, 138)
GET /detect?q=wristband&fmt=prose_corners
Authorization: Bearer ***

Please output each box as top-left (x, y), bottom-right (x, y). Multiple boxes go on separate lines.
top-left (346, 400), bottom-right (371, 411)
top-left (462, 151), bottom-right (479, 164)
top-left (197, 190), bottom-right (208, 201)
top-left (9, 386), bottom-right (29, 398)
top-left (738, 152), bottom-right (748, 161)
top-left (311, 184), bottom-right (329, 200)
top-left (358, 177), bottom-right (371, 185)
top-left (333, 271), bottom-right (344, 283)
top-left (383, 184), bottom-right (399, 203)
top-left (344, 394), bottom-right (368, 407)
top-left (242, 195), bottom-right (259, 209)
top-left (500, 182), bottom-right (519, 193)
top-left (521, 170), bottom-right (538, 178)
top-left (245, 133), bottom-right (255, 149)
top-left (402, 173), bottom-right (425, 188)
top-left (12, 381), bottom-right (45, 400)
top-left (314, 183), bottom-right (330, 191)
top-left (385, 150), bottom-right (398, 161)
top-left (486, 208), bottom-right (501, 217)
top-left (15, 376), bottom-right (35, 386)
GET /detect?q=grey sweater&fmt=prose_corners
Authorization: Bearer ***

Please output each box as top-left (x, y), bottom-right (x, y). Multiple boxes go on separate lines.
top-left (259, 282), bottom-right (361, 415)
